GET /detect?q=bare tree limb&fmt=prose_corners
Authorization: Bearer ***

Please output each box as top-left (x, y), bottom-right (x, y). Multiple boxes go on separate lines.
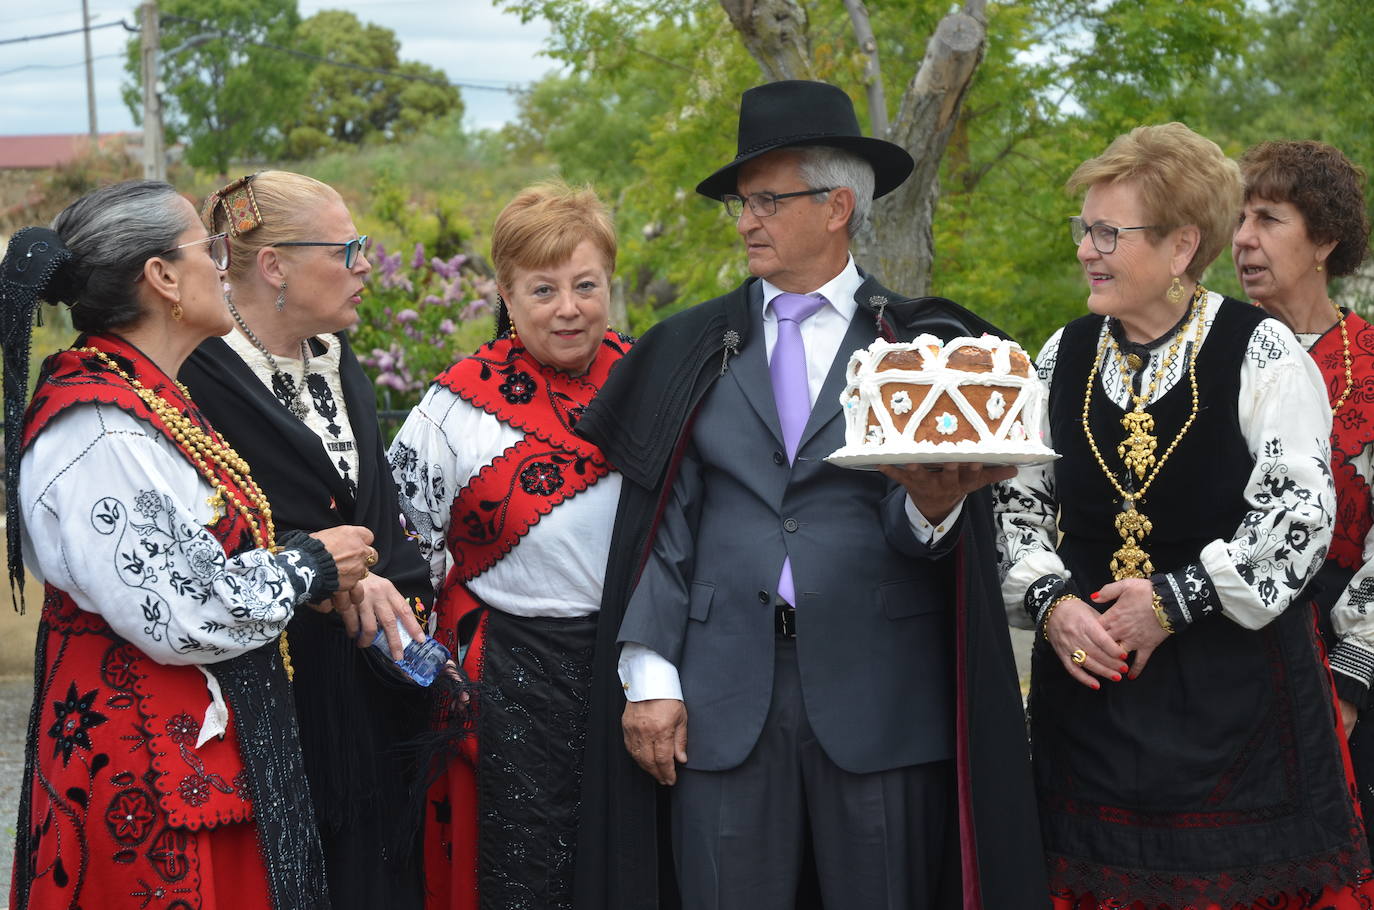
top-left (841, 0), bottom-right (887, 138)
top-left (717, 0), bottom-right (814, 81)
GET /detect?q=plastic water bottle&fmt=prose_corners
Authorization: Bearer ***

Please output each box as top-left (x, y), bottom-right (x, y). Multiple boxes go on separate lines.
top-left (371, 623), bottom-right (450, 687)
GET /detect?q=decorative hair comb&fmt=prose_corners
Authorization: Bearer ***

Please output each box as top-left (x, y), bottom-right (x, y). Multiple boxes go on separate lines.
top-left (201, 173), bottom-right (264, 236)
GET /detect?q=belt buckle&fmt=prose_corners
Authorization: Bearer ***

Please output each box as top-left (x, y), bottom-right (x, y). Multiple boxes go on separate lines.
top-left (776, 603), bottom-right (797, 638)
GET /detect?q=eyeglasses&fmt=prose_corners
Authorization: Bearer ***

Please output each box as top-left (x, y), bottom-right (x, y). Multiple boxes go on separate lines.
top-left (723, 188), bottom-right (833, 218)
top-left (1069, 217), bottom-right (1159, 255)
top-left (273, 235), bottom-right (370, 269)
top-left (152, 232), bottom-right (231, 270)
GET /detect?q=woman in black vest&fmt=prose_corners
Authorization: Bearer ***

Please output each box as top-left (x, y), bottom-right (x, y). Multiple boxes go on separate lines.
top-left (179, 171), bottom-right (435, 910)
top-left (995, 123), bottom-right (1374, 908)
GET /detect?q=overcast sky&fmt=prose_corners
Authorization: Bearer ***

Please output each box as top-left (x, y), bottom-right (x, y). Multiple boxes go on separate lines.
top-left (0, 0), bottom-right (557, 137)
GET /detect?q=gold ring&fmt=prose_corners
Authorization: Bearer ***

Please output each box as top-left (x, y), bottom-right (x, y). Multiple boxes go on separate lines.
top-left (364, 548), bottom-right (379, 567)
top-left (1070, 648), bottom-right (1087, 665)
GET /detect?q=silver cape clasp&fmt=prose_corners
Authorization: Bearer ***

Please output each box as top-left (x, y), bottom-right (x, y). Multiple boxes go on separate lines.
top-left (720, 329), bottom-right (741, 375)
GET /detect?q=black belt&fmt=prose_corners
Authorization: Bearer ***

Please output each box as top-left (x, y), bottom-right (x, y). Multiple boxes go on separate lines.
top-left (774, 600), bottom-right (796, 638)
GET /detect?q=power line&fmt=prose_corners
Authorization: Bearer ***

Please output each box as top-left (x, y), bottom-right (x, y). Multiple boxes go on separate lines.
top-left (0, 52), bottom-right (122, 78)
top-left (0, 19), bottom-right (131, 46)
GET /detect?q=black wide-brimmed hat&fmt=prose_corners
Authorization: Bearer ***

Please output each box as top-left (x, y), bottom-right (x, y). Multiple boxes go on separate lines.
top-left (695, 80), bottom-right (915, 201)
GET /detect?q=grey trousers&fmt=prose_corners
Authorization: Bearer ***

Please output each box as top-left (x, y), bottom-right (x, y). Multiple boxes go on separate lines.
top-left (671, 639), bottom-right (959, 910)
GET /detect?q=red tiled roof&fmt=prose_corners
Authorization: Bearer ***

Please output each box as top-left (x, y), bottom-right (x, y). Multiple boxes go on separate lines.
top-left (0, 133), bottom-right (136, 170)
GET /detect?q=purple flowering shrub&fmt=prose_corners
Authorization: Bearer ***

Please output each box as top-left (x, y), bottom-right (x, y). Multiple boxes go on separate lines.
top-left (352, 238), bottom-right (499, 412)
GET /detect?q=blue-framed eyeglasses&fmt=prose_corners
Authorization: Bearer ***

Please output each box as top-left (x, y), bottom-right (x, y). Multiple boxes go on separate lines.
top-left (273, 235), bottom-right (369, 268)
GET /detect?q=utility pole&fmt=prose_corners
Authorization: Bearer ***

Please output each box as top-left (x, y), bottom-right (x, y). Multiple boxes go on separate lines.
top-left (140, 1), bottom-right (166, 181)
top-left (82, 0), bottom-right (98, 140)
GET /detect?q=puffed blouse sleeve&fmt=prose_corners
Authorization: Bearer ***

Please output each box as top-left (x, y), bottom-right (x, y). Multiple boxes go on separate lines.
top-left (388, 382), bottom-right (511, 595)
top-left (1149, 318), bottom-right (1334, 633)
top-left (19, 403), bottom-right (335, 665)
top-left (1328, 468), bottom-right (1374, 706)
top-left (995, 327), bottom-right (1071, 630)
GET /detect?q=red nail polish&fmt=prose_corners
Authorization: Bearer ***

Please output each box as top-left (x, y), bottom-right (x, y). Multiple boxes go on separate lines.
top-left (1091, 681), bottom-right (1100, 690)
top-left (1090, 592), bottom-right (1101, 601)
top-left (1119, 665), bottom-right (1129, 673)
top-left (1111, 673), bottom-right (1121, 682)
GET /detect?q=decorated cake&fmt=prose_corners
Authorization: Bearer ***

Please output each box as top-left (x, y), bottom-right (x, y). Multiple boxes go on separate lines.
top-left (828, 334), bottom-right (1056, 465)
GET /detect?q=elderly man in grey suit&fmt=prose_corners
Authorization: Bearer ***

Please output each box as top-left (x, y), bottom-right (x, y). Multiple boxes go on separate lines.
top-left (575, 80), bottom-right (1047, 909)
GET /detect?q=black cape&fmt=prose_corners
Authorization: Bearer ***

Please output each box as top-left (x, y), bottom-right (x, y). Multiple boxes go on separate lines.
top-left (181, 332), bottom-right (433, 910)
top-left (573, 274), bottom-right (1049, 909)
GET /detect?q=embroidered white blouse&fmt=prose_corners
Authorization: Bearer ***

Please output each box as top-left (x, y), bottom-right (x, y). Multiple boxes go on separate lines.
top-left (996, 292), bottom-right (1343, 653)
top-left (388, 383), bottom-right (622, 619)
top-left (20, 402), bottom-right (322, 742)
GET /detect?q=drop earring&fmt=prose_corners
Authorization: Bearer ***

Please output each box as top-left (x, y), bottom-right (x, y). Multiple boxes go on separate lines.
top-left (1166, 276), bottom-right (1184, 304)
top-left (276, 281), bottom-right (288, 311)
top-left (171, 301), bottom-right (184, 321)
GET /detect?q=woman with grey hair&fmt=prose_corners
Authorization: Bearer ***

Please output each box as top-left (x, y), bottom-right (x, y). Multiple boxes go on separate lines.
top-left (1, 179), bottom-right (375, 910)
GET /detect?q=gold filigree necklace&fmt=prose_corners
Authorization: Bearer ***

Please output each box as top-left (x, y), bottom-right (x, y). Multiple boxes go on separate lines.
top-left (77, 346), bottom-right (296, 679)
top-left (1081, 285), bottom-right (1207, 580)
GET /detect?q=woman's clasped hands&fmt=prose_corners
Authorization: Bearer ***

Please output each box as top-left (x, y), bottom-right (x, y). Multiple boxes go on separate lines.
top-left (1045, 577), bottom-right (1171, 689)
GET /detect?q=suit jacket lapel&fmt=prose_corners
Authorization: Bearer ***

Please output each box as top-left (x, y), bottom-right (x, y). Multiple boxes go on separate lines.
top-left (728, 281), bottom-right (786, 449)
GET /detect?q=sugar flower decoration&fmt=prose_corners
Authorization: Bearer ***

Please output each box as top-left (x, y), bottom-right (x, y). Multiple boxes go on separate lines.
top-left (935, 413), bottom-right (958, 435)
top-left (889, 390), bottom-right (913, 415)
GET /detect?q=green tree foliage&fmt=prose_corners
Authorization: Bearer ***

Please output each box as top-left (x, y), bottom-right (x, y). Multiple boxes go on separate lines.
top-left (500, 0), bottom-right (1256, 347)
top-left (121, 0), bottom-right (310, 173)
top-left (286, 11), bottom-right (463, 158)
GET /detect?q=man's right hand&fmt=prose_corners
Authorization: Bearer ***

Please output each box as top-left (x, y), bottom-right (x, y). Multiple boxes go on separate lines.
top-left (623, 698), bottom-right (688, 785)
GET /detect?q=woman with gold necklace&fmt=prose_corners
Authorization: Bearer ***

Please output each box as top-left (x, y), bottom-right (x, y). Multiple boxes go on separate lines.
top-left (2, 180), bottom-right (375, 910)
top-left (1234, 139), bottom-right (1374, 846)
top-left (995, 123), bottom-right (1374, 908)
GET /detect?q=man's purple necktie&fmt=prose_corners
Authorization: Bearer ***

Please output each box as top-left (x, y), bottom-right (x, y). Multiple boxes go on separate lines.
top-left (770, 291), bottom-right (827, 606)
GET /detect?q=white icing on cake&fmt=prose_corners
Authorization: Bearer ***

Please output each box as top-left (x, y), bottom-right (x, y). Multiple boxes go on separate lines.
top-left (832, 334), bottom-right (1056, 460)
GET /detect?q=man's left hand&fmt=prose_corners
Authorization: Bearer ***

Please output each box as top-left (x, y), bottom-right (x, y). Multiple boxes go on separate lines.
top-left (878, 462), bottom-right (1017, 525)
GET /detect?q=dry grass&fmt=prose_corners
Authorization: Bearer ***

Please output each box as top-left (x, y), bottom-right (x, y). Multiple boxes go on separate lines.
top-left (0, 562), bottom-right (40, 679)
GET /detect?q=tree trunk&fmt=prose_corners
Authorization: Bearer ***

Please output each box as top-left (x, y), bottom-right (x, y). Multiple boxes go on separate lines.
top-left (718, 0), bottom-right (814, 81)
top-left (854, 5), bottom-right (985, 296)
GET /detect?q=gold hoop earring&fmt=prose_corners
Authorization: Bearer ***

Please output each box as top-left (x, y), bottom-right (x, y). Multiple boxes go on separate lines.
top-left (171, 301), bottom-right (184, 321)
top-left (1166, 276), bottom-right (1184, 305)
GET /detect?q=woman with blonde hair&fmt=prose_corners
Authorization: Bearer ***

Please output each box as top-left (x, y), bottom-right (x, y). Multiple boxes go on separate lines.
top-left (389, 181), bottom-right (631, 910)
top-left (180, 171), bottom-right (434, 910)
top-left (995, 123), bottom-right (1374, 907)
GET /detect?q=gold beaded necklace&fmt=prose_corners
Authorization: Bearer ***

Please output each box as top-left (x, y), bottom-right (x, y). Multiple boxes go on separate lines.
top-left (1328, 300), bottom-right (1354, 415)
top-left (76, 346), bottom-right (295, 680)
top-left (1081, 285), bottom-right (1208, 580)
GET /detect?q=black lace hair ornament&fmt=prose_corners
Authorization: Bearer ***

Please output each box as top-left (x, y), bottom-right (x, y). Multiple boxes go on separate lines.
top-left (0, 227), bottom-right (74, 611)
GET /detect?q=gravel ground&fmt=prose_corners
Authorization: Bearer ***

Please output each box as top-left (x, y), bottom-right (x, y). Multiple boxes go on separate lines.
top-left (0, 675), bottom-right (36, 905)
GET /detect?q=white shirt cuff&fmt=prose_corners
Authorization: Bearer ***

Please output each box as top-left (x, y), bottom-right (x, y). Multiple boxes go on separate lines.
top-left (905, 497), bottom-right (962, 545)
top-left (618, 642), bottom-right (683, 702)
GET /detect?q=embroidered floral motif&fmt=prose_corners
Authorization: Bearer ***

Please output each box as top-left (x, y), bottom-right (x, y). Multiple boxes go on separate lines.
top-left (499, 371), bottom-right (536, 405)
top-left (163, 713), bottom-right (199, 746)
top-left (519, 461), bottom-right (564, 497)
top-left (146, 826), bottom-right (191, 882)
top-left (100, 642), bottom-right (141, 692)
top-left (48, 681), bottom-right (108, 766)
top-left (134, 491), bottom-right (164, 518)
top-left (104, 789), bottom-right (156, 844)
top-left (177, 774), bottom-right (212, 806)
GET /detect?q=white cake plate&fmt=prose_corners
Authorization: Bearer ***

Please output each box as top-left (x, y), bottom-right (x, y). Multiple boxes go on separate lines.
top-left (824, 447), bottom-right (1061, 471)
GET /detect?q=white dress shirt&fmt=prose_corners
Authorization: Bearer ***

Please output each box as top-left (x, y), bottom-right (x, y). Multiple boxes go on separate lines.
top-left (621, 258), bottom-right (960, 702)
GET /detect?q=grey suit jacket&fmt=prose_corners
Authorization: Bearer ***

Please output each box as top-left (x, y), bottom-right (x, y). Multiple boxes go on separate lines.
top-left (619, 281), bottom-right (958, 774)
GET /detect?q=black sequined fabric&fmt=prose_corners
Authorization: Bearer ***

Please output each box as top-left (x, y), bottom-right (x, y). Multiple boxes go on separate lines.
top-left (477, 610), bottom-right (596, 910)
top-left (213, 643), bottom-right (332, 910)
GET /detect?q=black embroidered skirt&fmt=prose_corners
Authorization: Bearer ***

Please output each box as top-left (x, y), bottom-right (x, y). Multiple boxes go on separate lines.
top-left (477, 609), bottom-right (597, 910)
